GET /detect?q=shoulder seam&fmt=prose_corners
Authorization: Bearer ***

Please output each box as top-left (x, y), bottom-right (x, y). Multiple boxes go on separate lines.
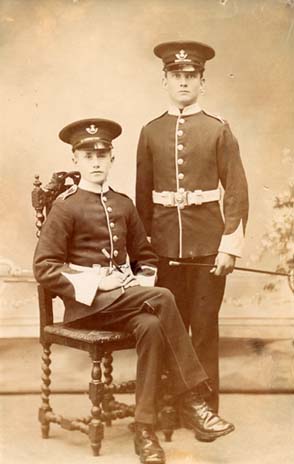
top-left (202, 109), bottom-right (226, 124)
top-left (109, 187), bottom-right (132, 200)
top-left (145, 111), bottom-right (168, 126)
top-left (56, 184), bottom-right (78, 200)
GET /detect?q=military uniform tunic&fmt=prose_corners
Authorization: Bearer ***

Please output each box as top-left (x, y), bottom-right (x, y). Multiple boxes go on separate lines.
top-left (34, 184), bottom-right (159, 322)
top-left (136, 104), bottom-right (249, 258)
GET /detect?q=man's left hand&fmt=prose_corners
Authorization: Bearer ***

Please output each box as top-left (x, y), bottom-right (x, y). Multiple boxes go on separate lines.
top-left (210, 252), bottom-right (236, 276)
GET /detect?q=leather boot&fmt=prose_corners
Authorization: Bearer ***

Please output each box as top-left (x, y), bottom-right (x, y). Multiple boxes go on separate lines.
top-left (134, 423), bottom-right (166, 463)
top-left (179, 391), bottom-right (235, 442)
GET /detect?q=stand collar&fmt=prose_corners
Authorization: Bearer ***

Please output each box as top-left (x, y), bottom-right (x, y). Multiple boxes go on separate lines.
top-left (168, 102), bottom-right (202, 116)
top-left (79, 178), bottom-right (109, 194)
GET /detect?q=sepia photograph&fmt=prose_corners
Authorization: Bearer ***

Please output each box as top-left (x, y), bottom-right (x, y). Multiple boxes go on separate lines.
top-left (0, 1), bottom-right (293, 463)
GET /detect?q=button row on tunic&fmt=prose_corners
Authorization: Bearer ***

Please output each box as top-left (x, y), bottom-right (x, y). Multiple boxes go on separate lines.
top-left (102, 200), bottom-right (119, 257)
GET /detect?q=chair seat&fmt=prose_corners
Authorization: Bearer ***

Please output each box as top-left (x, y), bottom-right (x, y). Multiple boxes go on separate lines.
top-left (43, 322), bottom-right (135, 351)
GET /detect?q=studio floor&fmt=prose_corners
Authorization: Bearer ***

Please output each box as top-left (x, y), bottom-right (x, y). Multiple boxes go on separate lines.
top-left (0, 393), bottom-right (293, 464)
top-left (1, 336), bottom-right (293, 463)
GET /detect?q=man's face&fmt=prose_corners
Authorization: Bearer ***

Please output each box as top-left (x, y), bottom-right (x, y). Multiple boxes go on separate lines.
top-left (163, 70), bottom-right (204, 108)
top-left (73, 149), bottom-right (113, 184)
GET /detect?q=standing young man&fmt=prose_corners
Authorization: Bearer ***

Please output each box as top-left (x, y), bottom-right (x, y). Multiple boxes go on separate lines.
top-left (136, 41), bottom-right (249, 414)
top-left (34, 118), bottom-right (234, 464)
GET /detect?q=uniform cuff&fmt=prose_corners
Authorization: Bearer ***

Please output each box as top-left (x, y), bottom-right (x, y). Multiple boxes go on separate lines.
top-left (61, 270), bottom-right (102, 306)
top-left (218, 221), bottom-right (244, 258)
top-left (136, 265), bottom-right (157, 287)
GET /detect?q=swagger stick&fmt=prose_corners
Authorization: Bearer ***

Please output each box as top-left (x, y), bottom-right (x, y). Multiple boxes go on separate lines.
top-left (169, 260), bottom-right (294, 295)
top-left (169, 261), bottom-right (290, 278)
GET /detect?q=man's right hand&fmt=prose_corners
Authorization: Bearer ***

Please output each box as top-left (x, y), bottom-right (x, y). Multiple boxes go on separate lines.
top-left (98, 270), bottom-right (138, 292)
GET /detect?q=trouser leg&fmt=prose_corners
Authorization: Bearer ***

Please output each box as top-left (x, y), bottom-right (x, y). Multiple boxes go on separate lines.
top-left (157, 256), bottom-right (226, 412)
top-left (188, 257), bottom-right (226, 411)
top-left (140, 287), bottom-right (208, 396)
top-left (157, 258), bottom-right (191, 330)
top-left (125, 312), bottom-right (165, 424)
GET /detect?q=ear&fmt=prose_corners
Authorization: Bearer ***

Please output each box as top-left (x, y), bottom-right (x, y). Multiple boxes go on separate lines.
top-left (162, 74), bottom-right (168, 90)
top-left (200, 77), bottom-right (206, 95)
top-left (72, 151), bottom-right (78, 164)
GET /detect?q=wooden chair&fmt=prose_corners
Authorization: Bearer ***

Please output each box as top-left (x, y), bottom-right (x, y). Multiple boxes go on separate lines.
top-left (31, 172), bottom-right (175, 456)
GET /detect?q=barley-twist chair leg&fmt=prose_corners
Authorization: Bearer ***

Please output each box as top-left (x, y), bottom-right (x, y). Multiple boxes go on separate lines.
top-left (88, 353), bottom-right (104, 456)
top-left (102, 352), bottom-right (115, 427)
top-left (39, 343), bottom-right (52, 438)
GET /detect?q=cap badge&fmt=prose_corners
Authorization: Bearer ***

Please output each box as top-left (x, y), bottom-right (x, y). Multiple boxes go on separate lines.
top-left (175, 49), bottom-right (191, 63)
top-left (86, 124), bottom-right (98, 135)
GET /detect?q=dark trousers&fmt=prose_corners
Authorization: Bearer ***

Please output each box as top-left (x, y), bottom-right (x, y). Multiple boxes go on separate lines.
top-left (157, 256), bottom-right (226, 412)
top-left (72, 285), bottom-right (208, 424)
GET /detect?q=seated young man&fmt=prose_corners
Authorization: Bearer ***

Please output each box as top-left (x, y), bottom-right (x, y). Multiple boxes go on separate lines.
top-left (33, 118), bottom-right (234, 464)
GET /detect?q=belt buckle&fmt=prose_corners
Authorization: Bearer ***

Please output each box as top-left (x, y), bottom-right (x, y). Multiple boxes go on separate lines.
top-left (174, 191), bottom-right (188, 209)
top-left (193, 190), bottom-right (203, 205)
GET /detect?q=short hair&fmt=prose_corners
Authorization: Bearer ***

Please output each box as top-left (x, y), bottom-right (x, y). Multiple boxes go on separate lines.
top-left (72, 147), bottom-right (114, 160)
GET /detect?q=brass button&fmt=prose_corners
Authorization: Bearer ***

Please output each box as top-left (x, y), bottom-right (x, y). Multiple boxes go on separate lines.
top-left (178, 173), bottom-right (184, 180)
top-left (177, 144), bottom-right (183, 151)
top-left (177, 158), bottom-right (184, 165)
top-left (113, 250), bottom-right (118, 257)
top-left (113, 235), bottom-right (118, 242)
top-left (179, 118), bottom-right (185, 124)
top-left (110, 222), bottom-right (115, 228)
top-left (177, 129), bottom-right (183, 136)
top-left (107, 206), bottom-right (112, 213)
top-left (102, 196), bottom-right (107, 202)
top-left (179, 187), bottom-right (185, 193)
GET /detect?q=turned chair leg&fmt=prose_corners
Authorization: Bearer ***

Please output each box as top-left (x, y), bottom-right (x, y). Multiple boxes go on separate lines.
top-left (39, 343), bottom-right (52, 439)
top-left (102, 352), bottom-right (116, 427)
top-left (88, 352), bottom-right (104, 456)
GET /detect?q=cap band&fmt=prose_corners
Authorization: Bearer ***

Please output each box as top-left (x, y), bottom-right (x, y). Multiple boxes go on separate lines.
top-left (164, 62), bottom-right (204, 72)
top-left (73, 137), bottom-right (112, 151)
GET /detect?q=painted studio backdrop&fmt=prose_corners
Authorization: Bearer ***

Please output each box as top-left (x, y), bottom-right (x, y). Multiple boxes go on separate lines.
top-left (0, 0), bottom-right (293, 390)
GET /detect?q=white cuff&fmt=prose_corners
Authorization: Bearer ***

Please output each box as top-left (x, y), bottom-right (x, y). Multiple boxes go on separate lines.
top-left (61, 270), bottom-right (102, 306)
top-left (218, 221), bottom-right (244, 258)
top-left (136, 265), bottom-right (157, 287)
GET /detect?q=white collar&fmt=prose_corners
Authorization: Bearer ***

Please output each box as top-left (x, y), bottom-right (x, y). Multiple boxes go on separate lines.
top-left (79, 178), bottom-right (110, 194)
top-left (168, 102), bottom-right (202, 116)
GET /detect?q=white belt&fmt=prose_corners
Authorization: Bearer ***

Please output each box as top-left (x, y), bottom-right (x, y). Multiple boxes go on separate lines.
top-left (152, 188), bottom-right (221, 208)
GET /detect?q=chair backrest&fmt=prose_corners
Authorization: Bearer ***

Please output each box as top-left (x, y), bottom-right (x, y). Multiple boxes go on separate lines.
top-left (32, 171), bottom-right (81, 338)
top-left (32, 171), bottom-right (81, 237)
